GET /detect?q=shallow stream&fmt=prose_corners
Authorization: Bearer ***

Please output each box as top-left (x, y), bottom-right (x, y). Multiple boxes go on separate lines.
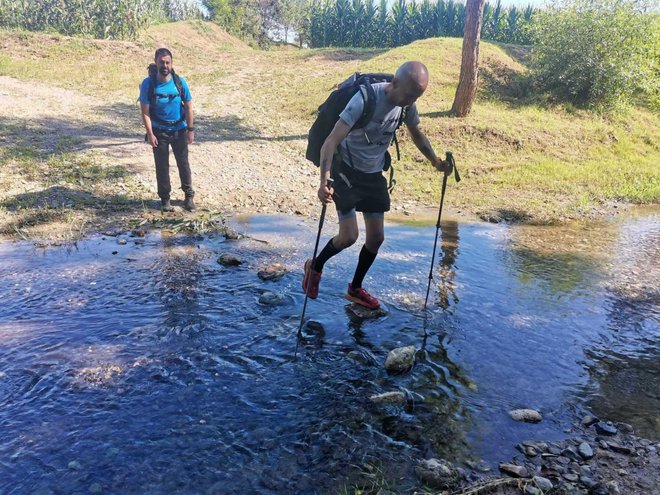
top-left (0, 210), bottom-right (658, 494)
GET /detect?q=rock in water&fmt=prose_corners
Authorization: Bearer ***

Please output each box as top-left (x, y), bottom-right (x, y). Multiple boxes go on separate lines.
top-left (369, 391), bottom-right (407, 406)
top-left (258, 263), bottom-right (287, 281)
top-left (303, 320), bottom-right (324, 336)
top-left (385, 346), bottom-right (417, 374)
top-left (259, 291), bottom-right (285, 306)
top-left (345, 303), bottom-right (388, 319)
top-left (415, 458), bottom-right (460, 489)
top-left (218, 253), bottom-right (243, 266)
top-left (509, 408), bottom-right (543, 423)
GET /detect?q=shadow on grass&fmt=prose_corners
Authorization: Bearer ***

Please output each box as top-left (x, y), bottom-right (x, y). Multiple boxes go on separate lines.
top-left (0, 185), bottom-right (157, 234)
top-left (0, 104), bottom-right (308, 164)
top-left (419, 109), bottom-right (453, 119)
top-left (93, 102), bottom-right (308, 144)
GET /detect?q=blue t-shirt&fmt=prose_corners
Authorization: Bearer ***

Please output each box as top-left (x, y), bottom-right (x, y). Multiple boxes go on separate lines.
top-left (139, 75), bottom-right (192, 131)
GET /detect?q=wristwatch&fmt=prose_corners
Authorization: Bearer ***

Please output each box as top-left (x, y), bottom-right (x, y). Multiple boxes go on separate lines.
top-left (187, 127), bottom-right (195, 132)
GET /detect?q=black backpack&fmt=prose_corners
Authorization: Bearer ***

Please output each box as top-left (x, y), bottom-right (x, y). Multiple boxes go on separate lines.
top-left (305, 72), bottom-right (408, 170)
top-left (146, 63), bottom-right (186, 127)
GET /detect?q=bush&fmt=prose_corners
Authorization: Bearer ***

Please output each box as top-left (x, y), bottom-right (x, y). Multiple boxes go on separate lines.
top-left (530, 0), bottom-right (659, 111)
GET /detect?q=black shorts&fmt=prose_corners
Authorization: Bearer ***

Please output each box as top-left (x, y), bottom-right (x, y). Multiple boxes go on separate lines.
top-left (331, 159), bottom-right (390, 215)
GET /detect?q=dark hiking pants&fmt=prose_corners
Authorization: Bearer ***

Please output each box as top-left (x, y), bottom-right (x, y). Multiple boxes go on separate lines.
top-left (152, 128), bottom-right (194, 200)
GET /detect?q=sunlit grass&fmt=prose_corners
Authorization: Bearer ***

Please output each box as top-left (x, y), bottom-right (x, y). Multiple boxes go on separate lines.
top-left (0, 22), bottom-right (658, 225)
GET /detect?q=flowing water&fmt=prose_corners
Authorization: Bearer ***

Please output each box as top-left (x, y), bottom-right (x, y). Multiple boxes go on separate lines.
top-left (0, 210), bottom-right (658, 494)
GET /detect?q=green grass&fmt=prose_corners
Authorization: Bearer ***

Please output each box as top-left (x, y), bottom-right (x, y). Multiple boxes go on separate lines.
top-left (0, 22), bottom-right (658, 225)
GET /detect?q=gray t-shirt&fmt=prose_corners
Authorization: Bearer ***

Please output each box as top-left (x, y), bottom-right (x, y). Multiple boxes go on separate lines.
top-left (338, 82), bottom-right (420, 173)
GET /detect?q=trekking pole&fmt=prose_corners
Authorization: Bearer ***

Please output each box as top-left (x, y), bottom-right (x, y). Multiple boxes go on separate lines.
top-left (297, 179), bottom-right (334, 337)
top-left (423, 152), bottom-right (460, 313)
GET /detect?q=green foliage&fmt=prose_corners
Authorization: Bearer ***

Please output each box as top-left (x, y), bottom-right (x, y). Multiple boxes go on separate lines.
top-left (308, 0), bottom-right (537, 48)
top-left (531, 0), bottom-right (659, 111)
top-left (0, 0), bottom-right (201, 39)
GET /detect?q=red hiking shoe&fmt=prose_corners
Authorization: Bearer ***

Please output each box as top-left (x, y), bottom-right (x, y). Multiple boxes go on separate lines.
top-left (302, 259), bottom-right (322, 299)
top-left (346, 283), bottom-right (380, 310)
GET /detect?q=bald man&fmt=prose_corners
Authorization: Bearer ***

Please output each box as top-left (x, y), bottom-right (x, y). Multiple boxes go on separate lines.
top-left (303, 61), bottom-right (450, 310)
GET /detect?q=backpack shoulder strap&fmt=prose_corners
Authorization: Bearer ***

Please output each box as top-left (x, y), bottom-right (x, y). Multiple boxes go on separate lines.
top-left (172, 71), bottom-right (184, 99)
top-left (353, 79), bottom-right (377, 129)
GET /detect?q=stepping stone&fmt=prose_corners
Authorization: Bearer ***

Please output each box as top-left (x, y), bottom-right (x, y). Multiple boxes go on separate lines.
top-left (345, 303), bottom-right (388, 319)
top-left (258, 263), bottom-right (287, 281)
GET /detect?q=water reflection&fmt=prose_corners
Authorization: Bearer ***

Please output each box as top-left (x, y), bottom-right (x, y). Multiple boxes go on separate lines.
top-left (437, 219), bottom-right (460, 310)
top-left (582, 214), bottom-right (660, 439)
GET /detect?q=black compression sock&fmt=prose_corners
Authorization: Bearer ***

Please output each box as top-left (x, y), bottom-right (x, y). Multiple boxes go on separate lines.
top-left (313, 239), bottom-right (342, 272)
top-left (351, 245), bottom-right (378, 289)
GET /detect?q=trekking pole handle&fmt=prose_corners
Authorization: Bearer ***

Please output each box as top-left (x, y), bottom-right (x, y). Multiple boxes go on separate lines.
top-left (445, 151), bottom-right (460, 183)
top-left (326, 178), bottom-right (334, 189)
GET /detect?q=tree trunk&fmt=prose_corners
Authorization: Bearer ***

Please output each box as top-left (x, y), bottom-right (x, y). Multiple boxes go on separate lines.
top-left (451, 0), bottom-right (486, 117)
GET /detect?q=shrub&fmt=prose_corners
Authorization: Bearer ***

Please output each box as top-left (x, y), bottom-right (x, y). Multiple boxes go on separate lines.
top-left (530, 0), bottom-right (659, 111)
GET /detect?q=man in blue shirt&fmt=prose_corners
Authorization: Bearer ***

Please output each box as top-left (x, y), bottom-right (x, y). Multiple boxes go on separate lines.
top-left (139, 48), bottom-right (196, 211)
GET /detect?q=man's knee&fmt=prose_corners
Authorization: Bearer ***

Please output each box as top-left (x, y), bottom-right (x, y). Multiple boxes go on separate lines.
top-left (365, 233), bottom-right (384, 252)
top-left (335, 230), bottom-right (358, 249)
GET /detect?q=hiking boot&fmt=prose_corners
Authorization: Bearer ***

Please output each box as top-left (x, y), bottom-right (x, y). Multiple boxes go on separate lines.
top-left (346, 283), bottom-right (380, 310)
top-left (183, 195), bottom-right (196, 212)
top-left (161, 198), bottom-right (174, 212)
top-left (302, 259), bottom-right (322, 299)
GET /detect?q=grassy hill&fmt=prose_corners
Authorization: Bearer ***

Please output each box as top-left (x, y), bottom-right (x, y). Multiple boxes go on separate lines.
top-left (0, 20), bottom-right (658, 235)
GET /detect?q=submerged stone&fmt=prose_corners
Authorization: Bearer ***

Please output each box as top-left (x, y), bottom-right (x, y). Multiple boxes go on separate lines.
top-left (259, 291), bottom-right (286, 306)
top-left (415, 458), bottom-right (460, 489)
top-left (218, 253), bottom-right (244, 266)
top-left (509, 408), bottom-right (543, 423)
top-left (385, 346), bottom-right (417, 374)
top-left (369, 391), bottom-right (407, 406)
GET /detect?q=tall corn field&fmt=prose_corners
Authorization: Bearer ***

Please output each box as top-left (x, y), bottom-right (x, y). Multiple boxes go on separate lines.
top-left (0, 0), bottom-right (202, 39)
